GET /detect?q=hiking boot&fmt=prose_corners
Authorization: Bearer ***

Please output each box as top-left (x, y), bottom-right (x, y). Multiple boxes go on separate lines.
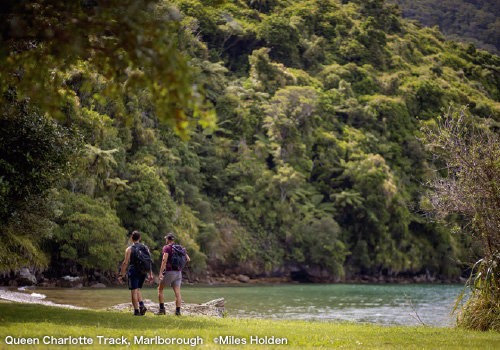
top-left (139, 305), bottom-right (147, 315)
top-left (154, 308), bottom-right (166, 315)
top-left (133, 310), bottom-right (143, 316)
top-left (175, 310), bottom-right (181, 316)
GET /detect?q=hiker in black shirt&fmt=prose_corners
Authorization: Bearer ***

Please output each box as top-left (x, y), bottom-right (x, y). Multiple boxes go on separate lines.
top-left (118, 231), bottom-right (153, 316)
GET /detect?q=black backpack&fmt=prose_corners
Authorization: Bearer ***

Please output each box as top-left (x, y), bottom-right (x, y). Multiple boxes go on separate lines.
top-left (131, 243), bottom-right (153, 274)
top-left (169, 244), bottom-right (187, 270)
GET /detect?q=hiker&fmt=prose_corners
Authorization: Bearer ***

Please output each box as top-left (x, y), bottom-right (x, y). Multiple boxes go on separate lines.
top-left (118, 230), bottom-right (153, 316)
top-left (156, 233), bottom-right (190, 316)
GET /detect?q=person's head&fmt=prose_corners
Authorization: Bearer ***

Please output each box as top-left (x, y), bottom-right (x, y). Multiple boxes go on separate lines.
top-left (164, 233), bottom-right (175, 243)
top-left (131, 230), bottom-right (141, 242)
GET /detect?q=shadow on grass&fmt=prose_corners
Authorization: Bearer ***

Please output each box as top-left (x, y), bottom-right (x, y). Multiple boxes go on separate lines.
top-left (0, 303), bottom-right (225, 331)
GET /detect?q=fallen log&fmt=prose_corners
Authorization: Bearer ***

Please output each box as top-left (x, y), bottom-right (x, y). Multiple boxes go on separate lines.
top-left (108, 298), bottom-right (226, 318)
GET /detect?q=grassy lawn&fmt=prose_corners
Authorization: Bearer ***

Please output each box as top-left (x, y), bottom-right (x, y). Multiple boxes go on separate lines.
top-left (0, 303), bottom-right (499, 349)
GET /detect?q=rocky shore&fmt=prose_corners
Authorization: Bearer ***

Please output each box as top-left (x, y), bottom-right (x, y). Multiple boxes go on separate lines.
top-left (0, 267), bottom-right (467, 289)
top-left (190, 273), bottom-right (466, 285)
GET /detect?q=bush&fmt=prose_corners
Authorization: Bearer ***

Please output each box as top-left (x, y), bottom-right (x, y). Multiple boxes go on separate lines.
top-left (53, 190), bottom-right (127, 271)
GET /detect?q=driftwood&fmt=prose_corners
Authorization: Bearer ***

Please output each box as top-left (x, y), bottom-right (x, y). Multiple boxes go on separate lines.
top-left (108, 298), bottom-right (226, 318)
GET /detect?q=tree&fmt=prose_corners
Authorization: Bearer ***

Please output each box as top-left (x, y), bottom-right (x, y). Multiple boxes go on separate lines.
top-left (0, 192), bottom-right (58, 270)
top-left (419, 106), bottom-right (500, 331)
top-left (248, 48), bottom-right (296, 94)
top-left (272, 164), bottom-right (305, 203)
top-left (0, 100), bottom-right (83, 223)
top-left (256, 15), bottom-right (301, 67)
top-left (301, 217), bottom-right (347, 277)
top-left (263, 86), bottom-right (317, 164)
top-left (116, 163), bottom-right (175, 260)
top-left (0, 0), bottom-right (215, 136)
top-left (53, 190), bottom-right (127, 271)
top-left (84, 144), bottom-right (119, 191)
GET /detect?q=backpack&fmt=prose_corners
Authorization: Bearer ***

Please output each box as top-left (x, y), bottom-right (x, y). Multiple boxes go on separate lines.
top-left (169, 244), bottom-right (187, 270)
top-left (131, 243), bottom-right (153, 274)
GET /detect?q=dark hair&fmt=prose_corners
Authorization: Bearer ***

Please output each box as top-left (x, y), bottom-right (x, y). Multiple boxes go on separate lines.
top-left (164, 233), bottom-right (175, 241)
top-left (131, 230), bottom-right (141, 241)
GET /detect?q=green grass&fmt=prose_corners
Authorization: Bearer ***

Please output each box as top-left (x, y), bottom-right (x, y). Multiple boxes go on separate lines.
top-left (0, 303), bottom-right (499, 349)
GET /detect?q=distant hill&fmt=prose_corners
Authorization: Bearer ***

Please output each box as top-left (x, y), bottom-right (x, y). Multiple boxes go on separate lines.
top-left (388, 0), bottom-right (500, 54)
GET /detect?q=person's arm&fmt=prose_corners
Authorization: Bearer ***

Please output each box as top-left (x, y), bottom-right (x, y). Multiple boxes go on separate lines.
top-left (117, 247), bottom-right (131, 284)
top-left (159, 250), bottom-right (169, 277)
top-left (147, 247), bottom-right (154, 282)
top-left (186, 253), bottom-right (191, 263)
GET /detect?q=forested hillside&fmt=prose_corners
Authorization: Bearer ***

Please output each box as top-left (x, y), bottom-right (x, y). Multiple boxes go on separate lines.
top-left (2, 0), bottom-right (500, 283)
top-left (388, 0), bottom-right (500, 55)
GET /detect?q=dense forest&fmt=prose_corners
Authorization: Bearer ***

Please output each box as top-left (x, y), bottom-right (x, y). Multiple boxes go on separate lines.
top-left (2, 0), bottom-right (500, 284)
top-left (388, 0), bottom-right (500, 55)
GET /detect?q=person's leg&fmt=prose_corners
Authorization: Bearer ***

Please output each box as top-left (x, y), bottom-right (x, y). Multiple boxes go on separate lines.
top-left (128, 274), bottom-right (141, 315)
top-left (172, 286), bottom-right (181, 307)
top-left (134, 273), bottom-right (147, 315)
top-left (172, 285), bottom-right (182, 315)
top-left (137, 289), bottom-right (147, 315)
top-left (158, 283), bottom-right (165, 304)
top-left (171, 271), bottom-right (182, 315)
top-left (131, 289), bottom-right (139, 310)
top-left (155, 283), bottom-right (166, 315)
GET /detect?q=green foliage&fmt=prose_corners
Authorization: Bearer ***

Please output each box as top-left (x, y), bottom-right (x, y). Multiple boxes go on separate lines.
top-left (388, 0), bottom-right (500, 55)
top-left (272, 164), bottom-right (306, 203)
top-left (456, 255), bottom-right (500, 331)
top-left (301, 217), bottom-right (347, 276)
top-left (53, 190), bottom-right (127, 271)
top-left (0, 0), bottom-right (215, 136)
top-left (172, 204), bottom-right (207, 272)
top-left (248, 48), bottom-right (297, 94)
top-left (368, 95), bottom-right (413, 141)
top-left (117, 163), bottom-right (175, 258)
top-left (263, 86), bottom-right (317, 165)
top-left (0, 194), bottom-right (57, 271)
top-left (4, 0), bottom-right (500, 283)
top-left (257, 15), bottom-right (301, 67)
top-left (0, 100), bottom-right (83, 271)
top-left (403, 78), bottom-right (444, 119)
top-left (0, 101), bottom-right (83, 222)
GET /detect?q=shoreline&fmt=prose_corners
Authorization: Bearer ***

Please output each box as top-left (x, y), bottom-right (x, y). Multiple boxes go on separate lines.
top-left (191, 275), bottom-right (467, 285)
top-left (4, 267), bottom-right (468, 288)
top-left (0, 289), bottom-right (86, 309)
top-left (2, 278), bottom-right (466, 291)
top-left (0, 289), bottom-right (225, 317)
top-left (0, 269), bottom-right (468, 288)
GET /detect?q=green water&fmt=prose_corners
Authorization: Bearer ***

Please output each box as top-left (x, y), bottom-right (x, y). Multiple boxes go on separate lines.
top-left (17, 283), bottom-right (464, 326)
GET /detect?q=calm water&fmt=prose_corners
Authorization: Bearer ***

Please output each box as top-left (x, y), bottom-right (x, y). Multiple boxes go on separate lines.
top-left (17, 283), bottom-right (465, 327)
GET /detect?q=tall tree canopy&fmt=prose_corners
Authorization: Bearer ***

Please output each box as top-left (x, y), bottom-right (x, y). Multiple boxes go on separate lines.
top-left (0, 0), bottom-right (215, 134)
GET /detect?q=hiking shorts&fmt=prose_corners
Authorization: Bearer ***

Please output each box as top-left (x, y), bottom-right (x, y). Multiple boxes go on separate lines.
top-left (161, 271), bottom-right (182, 287)
top-left (128, 268), bottom-right (147, 290)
